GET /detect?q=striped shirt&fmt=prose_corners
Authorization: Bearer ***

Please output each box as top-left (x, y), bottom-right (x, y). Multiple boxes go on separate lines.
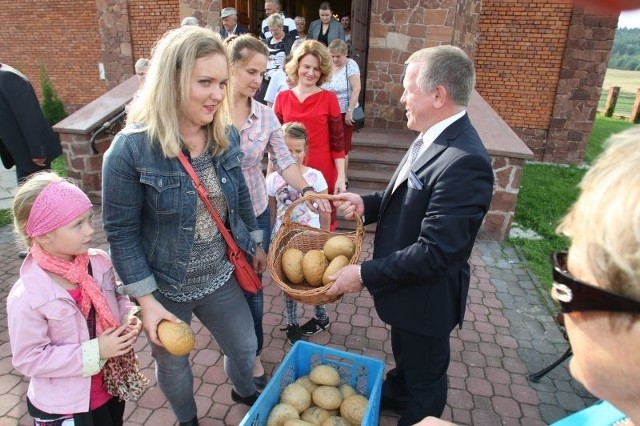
top-left (238, 98), bottom-right (296, 216)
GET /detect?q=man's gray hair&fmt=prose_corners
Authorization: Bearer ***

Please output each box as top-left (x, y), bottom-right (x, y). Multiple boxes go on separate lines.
top-left (181, 16), bottom-right (200, 27)
top-left (267, 0), bottom-right (282, 9)
top-left (406, 45), bottom-right (475, 107)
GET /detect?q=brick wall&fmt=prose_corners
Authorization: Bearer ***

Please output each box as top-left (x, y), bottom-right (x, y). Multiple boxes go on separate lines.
top-left (475, 1), bottom-right (573, 133)
top-left (129, 0), bottom-right (181, 62)
top-left (474, 1), bottom-right (616, 162)
top-left (0, 0), bottom-right (106, 111)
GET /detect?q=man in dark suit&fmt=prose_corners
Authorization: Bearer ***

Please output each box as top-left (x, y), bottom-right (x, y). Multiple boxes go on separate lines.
top-left (219, 7), bottom-right (249, 40)
top-left (0, 63), bottom-right (61, 182)
top-left (328, 45), bottom-right (494, 425)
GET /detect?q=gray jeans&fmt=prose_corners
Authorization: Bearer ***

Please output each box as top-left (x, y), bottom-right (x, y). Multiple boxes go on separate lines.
top-left (150, 276), bottom-right (257, 422)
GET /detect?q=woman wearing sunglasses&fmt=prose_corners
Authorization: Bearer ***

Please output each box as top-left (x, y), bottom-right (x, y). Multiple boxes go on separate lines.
top-left (547, 125), bottom-right (640, 425)
top-left (414, 126), bottom-right (640, 426)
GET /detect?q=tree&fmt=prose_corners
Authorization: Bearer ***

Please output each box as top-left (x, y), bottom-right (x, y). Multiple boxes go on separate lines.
top-left (39, 63), bottom-right (67, 126)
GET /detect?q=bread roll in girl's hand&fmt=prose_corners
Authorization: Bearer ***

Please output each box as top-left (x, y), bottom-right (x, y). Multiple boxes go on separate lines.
top-left (157, 320), bottom-right (195, 356)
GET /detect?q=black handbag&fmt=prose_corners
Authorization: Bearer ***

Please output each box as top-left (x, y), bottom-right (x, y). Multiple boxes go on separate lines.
top-left (345, 62), bottom-right (365, 131)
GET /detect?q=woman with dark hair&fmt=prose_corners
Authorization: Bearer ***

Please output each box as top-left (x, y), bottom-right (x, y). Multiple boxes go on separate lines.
top-left (307, 2), bottom-right (345, 46)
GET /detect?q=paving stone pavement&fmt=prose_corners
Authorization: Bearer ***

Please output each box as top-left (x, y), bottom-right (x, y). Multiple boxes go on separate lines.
top-left (0, 210), bottom-right (596, 425)
top-left (0, 167), bottom-right (17, 210)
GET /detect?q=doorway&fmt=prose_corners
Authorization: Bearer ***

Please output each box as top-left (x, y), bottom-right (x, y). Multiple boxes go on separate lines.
top-left (227, 0), bottom-right (370, 106)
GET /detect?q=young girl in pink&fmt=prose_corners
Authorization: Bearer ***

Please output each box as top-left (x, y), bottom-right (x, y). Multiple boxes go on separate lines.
top-left (7, 172), bottom-right (147, 426)
top-left (266, 122), bottom-right (332, 344)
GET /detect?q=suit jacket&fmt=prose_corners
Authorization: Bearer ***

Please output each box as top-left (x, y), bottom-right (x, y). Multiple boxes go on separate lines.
top-left (0, 64), bottom-right (61, 171)
top-left (220, 24), bottom-right (249, 39)
top-left (308, 19), bottom-right (345, 45)
top-left (360, 114), bottom-right (494, 338)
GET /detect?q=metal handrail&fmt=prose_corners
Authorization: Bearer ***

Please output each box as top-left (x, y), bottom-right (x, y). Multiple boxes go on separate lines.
top-left (89, 109), bottom-right (126, 154)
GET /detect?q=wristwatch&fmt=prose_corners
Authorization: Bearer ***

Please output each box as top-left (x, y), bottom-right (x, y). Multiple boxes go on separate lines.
top-left (301, 186), bottom-right (315, 196)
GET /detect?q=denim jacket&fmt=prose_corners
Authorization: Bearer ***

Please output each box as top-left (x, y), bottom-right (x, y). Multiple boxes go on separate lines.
top-left (102, 126), bottom-right (261, 298)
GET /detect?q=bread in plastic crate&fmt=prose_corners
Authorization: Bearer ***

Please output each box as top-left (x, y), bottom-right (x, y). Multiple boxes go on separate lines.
top-left (267, 193), bottom-right (365, 305)
top-left (240, 341), bottom-right (384, 426)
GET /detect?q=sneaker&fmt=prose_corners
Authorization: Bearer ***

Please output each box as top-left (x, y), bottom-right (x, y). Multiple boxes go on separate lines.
top-left (253, 374), bottom-right (268, 389)
top-left (285, 323), bottom-right (303, 345)
top-left (231, 388), bottom-right (260, 406)
top-left (299, 317), bottom-right (330, 336)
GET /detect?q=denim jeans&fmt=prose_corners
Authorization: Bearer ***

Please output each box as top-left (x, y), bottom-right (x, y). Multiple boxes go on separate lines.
top-left (150, 277), bottom-right (257, 422)
top-left (243, 207), bottom-right (271, 355)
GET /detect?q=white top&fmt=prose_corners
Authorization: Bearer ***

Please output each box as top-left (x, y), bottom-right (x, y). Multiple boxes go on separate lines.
top-left (320, 59), bottom-right (360, 113)
top-left (264, 68), bottom-right (289, 105)
top-left (261, 14), bottom-right (296, 39)
top-left (266, 167), bottom-right (328, 235)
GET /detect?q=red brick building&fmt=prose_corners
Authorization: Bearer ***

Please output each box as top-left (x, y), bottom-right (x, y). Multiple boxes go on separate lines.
top-left (0, 0), bottom-right (617, 164)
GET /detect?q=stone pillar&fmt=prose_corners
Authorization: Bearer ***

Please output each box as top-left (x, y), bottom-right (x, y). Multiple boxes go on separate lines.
top-left (180, 0), bottom-right (222, 28)
top-left (604, 86), bottom-right (620, 118)
top-left (543, 5), bottom-right (618, 164)
top-left (96, 0), bottom-right (133, 90)
top-left (479, 156), bottom-right (524, 241)
top-left (452, 0), bottom-right (482, 60)
top-left (59, 130), bottom-right (120, 203)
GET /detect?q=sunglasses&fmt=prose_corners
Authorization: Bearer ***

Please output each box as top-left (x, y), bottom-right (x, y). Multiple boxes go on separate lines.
top-left (551, 251), bottom-right (640, 314)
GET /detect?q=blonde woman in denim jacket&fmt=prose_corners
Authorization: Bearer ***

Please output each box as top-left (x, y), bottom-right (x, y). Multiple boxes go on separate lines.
top-left (102, 26), bottom-right (266, 426)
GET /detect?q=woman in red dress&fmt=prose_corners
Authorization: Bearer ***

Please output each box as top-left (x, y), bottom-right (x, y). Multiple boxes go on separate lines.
top-left (273, 40), bottom-right (346, 230)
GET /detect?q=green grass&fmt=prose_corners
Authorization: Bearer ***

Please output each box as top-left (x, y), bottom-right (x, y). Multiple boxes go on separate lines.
top-left (510, 115), bottom-right (636, 290)
top-left (586, 115), bottom-right (635, 162)
top-left (598, 68), bottom-right (640, 118)
top-left (509, 164), bottom-right (584, 289)
top-left (0, 209), bottom-right (12, 227)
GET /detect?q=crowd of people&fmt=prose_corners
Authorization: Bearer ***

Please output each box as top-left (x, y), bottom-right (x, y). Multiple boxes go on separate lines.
top-left (6, 2), bottom-right (639, 426)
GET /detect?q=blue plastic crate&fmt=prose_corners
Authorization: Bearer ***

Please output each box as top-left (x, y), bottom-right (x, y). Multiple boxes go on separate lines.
top-left (240, 341), bottom-right (384, 426)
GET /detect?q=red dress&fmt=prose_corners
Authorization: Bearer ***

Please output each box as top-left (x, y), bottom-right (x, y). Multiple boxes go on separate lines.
top-left (274, 89), bottom-right (345, 229)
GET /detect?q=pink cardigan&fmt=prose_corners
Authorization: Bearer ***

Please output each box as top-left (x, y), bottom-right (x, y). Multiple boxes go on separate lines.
top-left (7, 249), bottom-right (136, 414)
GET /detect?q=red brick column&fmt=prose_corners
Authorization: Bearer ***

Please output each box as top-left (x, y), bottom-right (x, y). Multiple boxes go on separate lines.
top-left (96, 0), bottom-right (133, 90)
top-left (543, 5), bottom-right (618, 164)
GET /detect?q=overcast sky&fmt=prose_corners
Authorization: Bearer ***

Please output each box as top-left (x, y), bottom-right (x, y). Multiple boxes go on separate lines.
top-left (618, 8), bottom-right (640, 28)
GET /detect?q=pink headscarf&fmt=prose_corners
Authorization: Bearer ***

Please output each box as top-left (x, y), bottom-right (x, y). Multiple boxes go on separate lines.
top-left (26, 179), bottom-right (93, 237)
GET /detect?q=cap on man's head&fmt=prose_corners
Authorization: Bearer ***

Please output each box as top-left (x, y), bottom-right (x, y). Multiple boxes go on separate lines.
top-left (221, 7), bottom-right (237, 18)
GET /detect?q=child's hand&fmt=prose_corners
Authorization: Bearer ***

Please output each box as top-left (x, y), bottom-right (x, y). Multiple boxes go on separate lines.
top-left (98, 323), bottom-right (138, 359)
top-left (124, 315), bottom-right (143, 344)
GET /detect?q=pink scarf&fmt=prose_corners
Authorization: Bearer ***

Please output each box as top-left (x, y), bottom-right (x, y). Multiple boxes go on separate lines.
top-left (30, 244), bottom-right (148, 400)
top-left (31, 244), bottom-right (117, 333)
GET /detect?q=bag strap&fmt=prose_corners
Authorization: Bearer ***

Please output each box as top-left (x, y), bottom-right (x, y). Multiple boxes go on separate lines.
top-left (177, 152), bottom-right (240, 252)
top-left (345, 63), bottom-right (350, 104)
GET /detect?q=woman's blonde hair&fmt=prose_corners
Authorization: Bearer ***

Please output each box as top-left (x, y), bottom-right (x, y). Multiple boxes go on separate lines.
top-left (127, 26), bottom-right (231, 157)
top-left (328, 39), bottom-right (348, 56)
top-left (266, 13), bottom-right (284, 30)
top-left (557, 126), bottom-right (640, 299)
top-left (12, 171), bottom-right (66, 246)
top-left (285, 40), bottom-right (333, 86)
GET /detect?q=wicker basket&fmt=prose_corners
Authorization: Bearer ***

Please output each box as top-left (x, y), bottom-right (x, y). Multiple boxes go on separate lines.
top-left (267, 193), bottom-right (365, 304)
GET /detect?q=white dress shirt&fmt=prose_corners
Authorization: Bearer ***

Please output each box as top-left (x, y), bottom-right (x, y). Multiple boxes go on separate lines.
top-left (393, 110), bottom-right (467, 192)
